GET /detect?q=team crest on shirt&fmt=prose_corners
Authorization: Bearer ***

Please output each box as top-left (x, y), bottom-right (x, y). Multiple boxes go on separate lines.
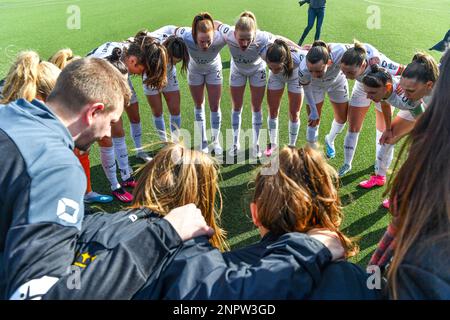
top-left (73, 251), bottom-right (97, 269)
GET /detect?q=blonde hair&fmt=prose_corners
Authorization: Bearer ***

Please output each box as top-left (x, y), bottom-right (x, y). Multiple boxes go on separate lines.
top-left (235, 11), bottom-right (257, 37)
top-left (1, 51), bottom-right (61, 104)
top-left (252, 146), bottom-right (358, 258)
top-left (49, 48), bottom-right (81, 70)
top-left (131, 143), bottom-right (229, 252)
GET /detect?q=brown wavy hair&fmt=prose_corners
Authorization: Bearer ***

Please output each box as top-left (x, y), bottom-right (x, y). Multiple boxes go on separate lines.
top-left (252, 146), bottom-right (358, 258)
top-left (130, 143), bottom-right (229, 251)
top-left (266, 39), bottom-right (294, 77)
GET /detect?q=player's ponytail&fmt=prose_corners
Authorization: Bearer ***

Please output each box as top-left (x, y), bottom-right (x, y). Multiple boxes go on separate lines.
top-left (2, 51), bottom-right (60, 104)
top-left (235, 11), bottom-right (257, 38)
top-left (143, 41), bottom-right (168, 89)
top-left (192, 12), bottom-right (214, 44)
top-left (49, 48), bottom-right (80, 70)
top-left (126, 35), bottom-right (168, 89)
top-left (306, 40), bottom-right (330, 64)
top-left (163, 35), bottom-right (189, 75)
top-left (342, 39), bottom-right (367, 67)
top-left (362, 64), bottom-right (392, 88)
top-left (106, 47), bottom-right (128, 75)
top-left (267, 39), bottom-right (294, 77)
top-left (402, 52), bottom-right (439, 84)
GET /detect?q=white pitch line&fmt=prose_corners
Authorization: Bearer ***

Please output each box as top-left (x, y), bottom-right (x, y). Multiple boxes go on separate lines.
top-left (363, 0), bottom-right (448, 12)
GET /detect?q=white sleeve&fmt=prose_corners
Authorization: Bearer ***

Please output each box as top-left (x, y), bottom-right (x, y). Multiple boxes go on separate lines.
top-left (217, 23), bottom-right (232, 41)
top-left (175, 27), bottom-right (190, 39)
top-left (150, 25), bottom-right (177, 36)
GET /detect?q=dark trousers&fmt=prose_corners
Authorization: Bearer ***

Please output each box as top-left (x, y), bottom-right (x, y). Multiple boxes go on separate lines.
top-left (298, 7), bottom-right (325, 45)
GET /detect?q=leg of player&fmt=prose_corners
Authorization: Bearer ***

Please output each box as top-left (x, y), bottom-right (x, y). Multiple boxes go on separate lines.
top-left (339, 105), bottom-right (370, 177)
top-left (189, 83), bottom-right (208, 153)
top-left (249, 84), bottom-right (265, 158)
top-left (265, 88), bottom-right (284, 156)
top-left (206, 83), bottom-right (223, 156)
top-left (288, 91), bottom-right (303, 147)
top-left (126, 102), bottom-right (152, 162)
top-left (98, 134), bottom-right (134, 203)
top-left (229, 85), bottom-right (246, 156)
top-left (146, 93), bottom-right (168, 142)
top-left (324, 100), bottom-right (348, 159)
top-left (163, 90), bottom-right (181, 143)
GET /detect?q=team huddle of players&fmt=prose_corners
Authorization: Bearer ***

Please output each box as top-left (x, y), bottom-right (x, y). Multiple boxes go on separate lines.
top-left (1, 11), bottom-right (439, 207)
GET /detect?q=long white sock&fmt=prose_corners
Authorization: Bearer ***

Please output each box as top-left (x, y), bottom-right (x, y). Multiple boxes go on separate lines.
top-left (231, 109), bottom-right (242, 146)
top-left (289, 120), bottom-right (300, 146)
top-left (343, 131), bottom-right (360, 166)
top-left (252, 111), bottom-right (263, 147)
top-left (376, 143), bottom-right (395, 177)
top-left (153, 115), bottom-right (167, 142)
top-left (327, 119), bottom-right (345, 145)
top-left (100, 146), bottom-right (120, 190)
top-left (194, 106), bottom-right (207, 149)
top-left (112, 137), bottom-right (132, 181)
top-left (376, 129), bottom-right (383, 163)
top-left (130, 122), bottom-right (142, 152)
top-left (268, 117), bottom-right (279, 146)
top-left (210, 110), bottom-right (222, 144)
top-left (306, 125), bottom-right (319, 144)
top-left (170, 114), bottom-right (181, 142)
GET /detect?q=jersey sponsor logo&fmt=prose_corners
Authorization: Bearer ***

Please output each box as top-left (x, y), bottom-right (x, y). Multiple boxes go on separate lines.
top-left (381, 61), bottom-right (399, 71)
top-left (73, 251), bottom-right (97, 269)
top-left (56, 198), bottom-right (80, 224)
top-left (10, 276), bottom-right (59, 300)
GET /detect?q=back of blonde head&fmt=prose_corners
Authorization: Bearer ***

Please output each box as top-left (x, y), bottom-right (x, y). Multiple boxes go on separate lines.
top-left (253, 146), bottom-right (358, 258)
top-left (131, 143), bottom-right (228, 251)
top-left (49, 48), bottom-right (81, 70)
top-left (1, 51), bottom-right (60, 104)
top-left (235, 11), bottom-right (257, 36)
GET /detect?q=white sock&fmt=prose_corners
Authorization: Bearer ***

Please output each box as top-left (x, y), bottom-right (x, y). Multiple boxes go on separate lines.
top-left (327, 119), bottom-right (345, 145)
top-left (376, 129), bottom-right (383, 163)
top-left (112, 137), bottom-right (132, 181)
top-left (289, 120), bottom-right (300, 146)
top-left (100, 146), bottom-right (120, 190)
top-left (170, 114), bottom-right (181, 135)
top-left (307, 125), bottom-right (319, 144)
top-left (130, 122), bottom-right (142, 152)
top-left (252, 111), bottom-right (263, 147)
top-left (194, 106), bottom-right (207, 149)
top-left (376, 143), bottom-right (394, 177)
top-left (231, 109), bottom-right (242, 146)
top-left (268, 117), bottom-right (279, 146)
top-left (153, 115), bottom-right (167, 142)
top-left (343, 131), bottom-right (360, 166)
top-left (210, 110), bottom-right (222, 144)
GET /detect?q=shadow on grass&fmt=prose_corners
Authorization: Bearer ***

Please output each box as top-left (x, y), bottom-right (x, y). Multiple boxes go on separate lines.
top-left (355, 227), bottom-right (387, 267)
top-left (340, 165), bottom-right (374, 186)
top-left (343, 206), bottom-right (389, 236)
top-left (220, 181), bottom-right (254, 239)
top-left (222, 60), bottom-right (230, 70)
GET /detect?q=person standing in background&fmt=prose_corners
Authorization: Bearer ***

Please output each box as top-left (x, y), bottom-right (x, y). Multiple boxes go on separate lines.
top-left (297, 0), bottom-right (327, 46)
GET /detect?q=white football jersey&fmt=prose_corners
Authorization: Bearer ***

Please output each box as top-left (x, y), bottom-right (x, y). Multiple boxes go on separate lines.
top-left (175, 27), bottom-right (226, 72)
top-left (298, 43), bottom-right (350, 85)
top-left (86, 42), bottom-right (128, 59)
top-left (355, 43), bottom-right (404, 82)
top-left (217, 23), bottom-right (274, 73)
top-left (147, 25), bottom-right (177, 43)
